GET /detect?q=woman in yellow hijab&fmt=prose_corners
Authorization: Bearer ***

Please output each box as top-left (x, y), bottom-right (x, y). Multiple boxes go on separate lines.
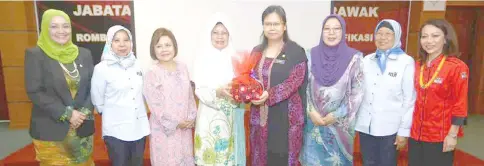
top-left (24, 9), bottom-right (95, 166)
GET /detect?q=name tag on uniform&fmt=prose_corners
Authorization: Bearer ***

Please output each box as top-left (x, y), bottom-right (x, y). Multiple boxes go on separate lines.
top-left (274, 59), bottom-right (286, 64)
top-left (137, 114), bottom-right (147, 120)
top-left (434, 77), bottom-right (443, 84)
top-left (388, 72), bottom-right (398, 77)
top-left (461, 72), bottom-right (467, 79)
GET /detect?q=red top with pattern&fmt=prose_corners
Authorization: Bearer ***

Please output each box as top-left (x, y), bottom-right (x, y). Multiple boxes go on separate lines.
top-left (410, 55), bottom-right (469, 142)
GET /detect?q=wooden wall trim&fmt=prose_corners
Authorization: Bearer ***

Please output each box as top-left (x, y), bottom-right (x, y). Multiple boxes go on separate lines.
top-left (0, 1), bottom-right (37, 129)
top-left (406, 1), bottom-right (446, 59)
top-left (409, 1), bottom-right (423, 33)
top-left (446, 1), bottom-right (484, 7)
top-left (0, 51), bottom-right (10, 120)
top-left (470, 10), bottom-right (484, 115)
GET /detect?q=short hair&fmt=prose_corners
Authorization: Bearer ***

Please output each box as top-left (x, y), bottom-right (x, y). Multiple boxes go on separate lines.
top-left (418, 19), bottom-right (459, 64)
top-left (150, 28), bottom-right (178, 60)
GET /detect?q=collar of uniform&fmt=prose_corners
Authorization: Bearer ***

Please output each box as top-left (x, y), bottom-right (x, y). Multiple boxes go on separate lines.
top-left (370, 53), bottom-right (398, 60)
top-left (427, 54), bottom-right (445, 68)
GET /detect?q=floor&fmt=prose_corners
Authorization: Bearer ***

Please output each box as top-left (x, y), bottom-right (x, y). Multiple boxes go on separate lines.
top-left (0, 122), bottom-right (31, 159)
top-left (455, 115), bottom-right (484, 160)
top-left (1, 115), bottom-right (483, 160)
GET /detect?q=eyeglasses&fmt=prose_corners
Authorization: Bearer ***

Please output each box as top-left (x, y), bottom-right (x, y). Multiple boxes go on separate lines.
top-left (212, 31), bottom-right (228, 36)
top-left (322, 27), bottom-right (342, 33)
top-left (375, 32), bottom-right (395, 38)
top-left (263, 22), bottom-right (284, 27)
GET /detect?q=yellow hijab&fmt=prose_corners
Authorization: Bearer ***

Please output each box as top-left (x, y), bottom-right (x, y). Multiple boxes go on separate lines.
top-left (37, 9), bottom-right (78, 63)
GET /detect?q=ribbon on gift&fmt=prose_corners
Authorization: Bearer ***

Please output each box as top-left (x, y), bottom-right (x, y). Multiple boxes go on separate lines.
top-left (231, 51), bottom-right (263, 103)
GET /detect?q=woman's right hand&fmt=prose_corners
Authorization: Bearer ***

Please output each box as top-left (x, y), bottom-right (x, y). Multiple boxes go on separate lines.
top-left (69, 110), bottom-right (86, 128)
top-left (177, 120), bottom-right (195, 129)
top-left (308, 111), bottom-right (327, 126)
top-left (185, 120), bottom-right (195, 129)
top-left (216, 84), bottom-right (233, 99)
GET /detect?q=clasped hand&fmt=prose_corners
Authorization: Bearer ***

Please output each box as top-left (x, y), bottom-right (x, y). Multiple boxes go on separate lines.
top-left (308, 111), bottom-right (337, 126)
top-left (178, 120), bottom-right (195, 129)
top-left (69, 110), bottom-right (86, 129)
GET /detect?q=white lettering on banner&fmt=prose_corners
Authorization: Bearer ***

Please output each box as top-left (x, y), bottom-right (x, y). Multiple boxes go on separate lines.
top-left (76, 33), bottom-right (107, 42)
top-left (334, 6), bottom-right (379, 18)
top-left (345, 34), bottom-right (374, 42)
top-left (73, 5), bottom-right (131, 16)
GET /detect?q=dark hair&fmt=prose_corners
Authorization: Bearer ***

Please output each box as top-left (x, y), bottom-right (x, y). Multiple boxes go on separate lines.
top-left (418, 19), bottom-right (459, 64)
top-left (114, 29), bottom-right (130, 39)
top-left (213, 22), bottom-right (228, 36)
top-left (260, 5), bottom-right (290, 50)
top-left (150, 28), bottom-right (178, 60)
top-left (215, 22), bottom-right (223, 28)
top-left (377, 21), bottom-right (394, 32)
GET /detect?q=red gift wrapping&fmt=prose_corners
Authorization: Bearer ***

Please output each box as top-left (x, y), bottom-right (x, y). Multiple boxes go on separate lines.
top-left (231, 51), bottom-right (263, 103)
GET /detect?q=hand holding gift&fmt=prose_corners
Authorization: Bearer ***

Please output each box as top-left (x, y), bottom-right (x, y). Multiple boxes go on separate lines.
top-left (231, 51), bottom-right (263, 103)
top-left (216, 83), bottom-right (233, 99)
top-left (250, 91), bottom-right (268, 105)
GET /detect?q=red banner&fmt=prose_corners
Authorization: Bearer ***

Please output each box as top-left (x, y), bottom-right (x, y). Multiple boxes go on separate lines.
top-left (36, 1), bottom-right (136, 65)
top-left (333, 1), bottom-right (410, 56)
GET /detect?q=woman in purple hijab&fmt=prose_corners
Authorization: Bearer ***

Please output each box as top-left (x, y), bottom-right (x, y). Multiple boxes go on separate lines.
top-left (299, 14), bottom-right (364, 166)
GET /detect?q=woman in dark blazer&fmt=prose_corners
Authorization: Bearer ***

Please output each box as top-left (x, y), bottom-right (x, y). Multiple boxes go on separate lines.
top-left (24, 9), bottom-right (94, 166)
top-left (249, 5), bottom-right (308, 166)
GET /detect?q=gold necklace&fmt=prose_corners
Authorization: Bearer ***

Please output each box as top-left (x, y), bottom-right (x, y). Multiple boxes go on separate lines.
top-left (419, 56), bottom-right (446, 89)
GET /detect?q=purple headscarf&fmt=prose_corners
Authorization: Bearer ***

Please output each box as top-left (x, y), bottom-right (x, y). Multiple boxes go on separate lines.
top-left (311, 14), bottom-right (359, 86)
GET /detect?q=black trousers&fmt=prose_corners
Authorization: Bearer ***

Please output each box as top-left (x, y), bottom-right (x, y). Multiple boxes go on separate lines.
top-left (104, 136), bottom-right (146, 166)
top-left (359, 132), bottom-right (397, 166)
top-left (408, 138), bottom-right (454, 166)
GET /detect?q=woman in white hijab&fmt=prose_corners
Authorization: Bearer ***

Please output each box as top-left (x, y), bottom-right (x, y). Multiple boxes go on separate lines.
top-left (91, 25), bottom-right (150, 166)
top-left (356, 19), bottom-right (416, 166)
top-left (192, 12), bottom-right (246, 166)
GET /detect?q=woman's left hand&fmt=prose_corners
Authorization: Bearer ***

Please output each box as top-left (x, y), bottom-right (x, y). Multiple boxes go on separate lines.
top-left (443, 134), bottom-right (458, 152)
top-left (251, 91), bottom-right (268, 105)
top-left (69, 110), bottom-right (85, 129)
top-left (394, 136), bottom-right (408, 150)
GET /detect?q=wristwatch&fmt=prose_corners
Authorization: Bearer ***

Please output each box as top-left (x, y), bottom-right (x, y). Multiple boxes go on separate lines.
top-left (447, 133), bottom-right (458, 139)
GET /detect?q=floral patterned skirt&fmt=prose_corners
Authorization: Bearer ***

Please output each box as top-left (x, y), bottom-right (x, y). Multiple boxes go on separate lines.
top-left (32, 128), bottom-right (94, 166)
top-left (194, 99), bottom-right (237, 165)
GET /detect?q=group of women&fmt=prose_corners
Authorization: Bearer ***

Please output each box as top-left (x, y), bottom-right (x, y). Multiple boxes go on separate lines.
top-left (24, 4), bottom-right (468, 166)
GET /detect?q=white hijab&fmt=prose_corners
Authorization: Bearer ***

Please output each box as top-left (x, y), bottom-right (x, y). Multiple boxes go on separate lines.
top-left (374, 19), bottom-right (403, 49)
top-left (192, 12), bottom-right (236, 88)
top-left (101, 25), bottom-right (136, 69)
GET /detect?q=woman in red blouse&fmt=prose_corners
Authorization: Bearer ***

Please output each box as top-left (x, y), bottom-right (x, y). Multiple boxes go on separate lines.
top-left (409, 19), bottom-right (469, 166)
